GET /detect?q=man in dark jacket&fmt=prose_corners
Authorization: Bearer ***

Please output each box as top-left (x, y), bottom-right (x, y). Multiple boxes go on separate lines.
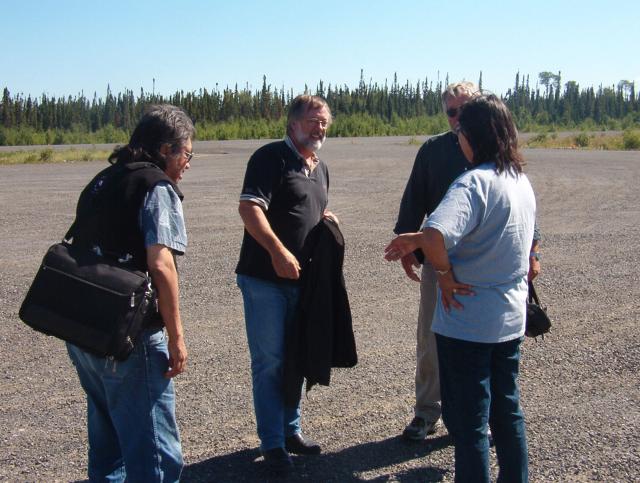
top-left (394, 82), bottom-right (542, 441)
top-left (66, 105), bottom-right (194, 482)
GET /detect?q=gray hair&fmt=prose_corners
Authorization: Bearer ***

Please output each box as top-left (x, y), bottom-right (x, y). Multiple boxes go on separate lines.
top-left (109, 104), bottom-right (195, 169)
top-left (286, 95), bottom-right (332, 134)
top-left (441, 81), bottom-right (479, 111)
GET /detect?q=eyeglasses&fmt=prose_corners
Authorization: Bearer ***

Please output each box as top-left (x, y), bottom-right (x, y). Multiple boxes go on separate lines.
top-left (304, 118), bottom-right (330, 128)
top-left (183, 150), bottom-right (194, 162)
top-left (446, 107), bottom-right (461, 118)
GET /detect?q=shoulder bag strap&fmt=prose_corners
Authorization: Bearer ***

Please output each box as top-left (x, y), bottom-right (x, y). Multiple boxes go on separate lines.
top-left (528, 280), bottom-right (542, 306)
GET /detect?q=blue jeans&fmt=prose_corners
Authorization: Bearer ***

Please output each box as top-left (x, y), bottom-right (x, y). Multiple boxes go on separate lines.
top-left (237, 274), bottom-right (302, 451)
top-left (67, 329), bottom-right (183, 482)
top-left (436, 334), bottom-right (528, 483)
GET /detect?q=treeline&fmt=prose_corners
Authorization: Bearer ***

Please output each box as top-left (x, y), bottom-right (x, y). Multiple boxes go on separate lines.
top-left (504, 71), bottom-right (638, 130)
top-left (1, 71), bottom-right (638, 146)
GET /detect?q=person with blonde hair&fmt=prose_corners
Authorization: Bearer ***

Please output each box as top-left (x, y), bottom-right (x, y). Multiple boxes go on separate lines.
top-left (386, 94), bottom-right (534, 481)
top-left (393, 82), bottom-right (541, 441)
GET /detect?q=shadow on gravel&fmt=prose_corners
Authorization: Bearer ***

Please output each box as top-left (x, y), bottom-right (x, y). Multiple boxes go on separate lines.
top-left (183, 435), bottom-right (451, 482)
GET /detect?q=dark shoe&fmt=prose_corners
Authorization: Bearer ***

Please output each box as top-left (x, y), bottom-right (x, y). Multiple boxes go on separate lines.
top-left (285, 433), bottom-right (322, 455)
top-left (402, 416), bottom-right (439, 441)
top-left (262, 447), bottom-right (293, 475)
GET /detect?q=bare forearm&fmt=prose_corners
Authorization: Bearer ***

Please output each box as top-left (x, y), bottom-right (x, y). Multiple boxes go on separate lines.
top-left (529, 239), bottom-right (541, 280)
top-left (147, 245), bottom-right (183, 340)
top-left (385, 227), bottom-right (473, 311)
top-left (146, 244), bottom-right (187, 377)
top-left (238, 200), bottom-right (300, 279)
top-left (239, 201), bottom-right (285, 257)
top-left (421, 227), bottom-right (474, 311)
top-left (422, 228), bottom-right (451, 271)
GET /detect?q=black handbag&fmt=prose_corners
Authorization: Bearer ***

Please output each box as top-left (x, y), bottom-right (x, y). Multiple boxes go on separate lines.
top-left (19, 241), bottom-right (155, 360)
top-left (525, 281), bottom-right (551, 338)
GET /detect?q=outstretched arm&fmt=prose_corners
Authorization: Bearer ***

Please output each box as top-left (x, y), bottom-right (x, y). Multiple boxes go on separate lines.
top-left (385, 228), bottom-right (474, 310)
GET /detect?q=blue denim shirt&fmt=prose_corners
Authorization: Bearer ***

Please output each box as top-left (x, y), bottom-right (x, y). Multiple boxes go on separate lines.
top-left (423, 163), bottom-right (536, 343)
top-left (139, 181), bottom-right (187, 254)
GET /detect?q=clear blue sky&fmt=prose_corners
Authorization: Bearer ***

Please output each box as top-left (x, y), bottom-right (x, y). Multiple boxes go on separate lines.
top-left (2, 0), bottom-right (638, 100)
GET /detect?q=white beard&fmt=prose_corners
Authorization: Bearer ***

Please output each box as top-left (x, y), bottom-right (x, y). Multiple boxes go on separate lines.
top-left (292, 125), bottom-right (325, 153)
top-left (308, 137), bottom-right (324, 152)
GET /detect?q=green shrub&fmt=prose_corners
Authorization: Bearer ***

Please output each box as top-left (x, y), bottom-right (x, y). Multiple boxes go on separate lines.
top-left (53, 131), bottom-right (65, 144)
top-left (39, 149), bottom-right (53, 162)
top-left (622, 130), bottom-right (640, 150)
top-left (15, 128), bottom-right (36, 146)
top-left (574, 133), bottom-right (591, 147)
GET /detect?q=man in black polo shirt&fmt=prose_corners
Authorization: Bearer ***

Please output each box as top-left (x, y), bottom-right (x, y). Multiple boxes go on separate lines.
top-left (394, 81), bottom-right (542, 441)
top-left (236, 95), bottom-right (337, 473)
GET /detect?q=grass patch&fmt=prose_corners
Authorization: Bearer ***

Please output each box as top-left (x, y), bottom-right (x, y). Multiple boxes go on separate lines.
top-left (524, 131), bottom-right (640, 151)
top-left (0, 148), bottom-right (111, 165)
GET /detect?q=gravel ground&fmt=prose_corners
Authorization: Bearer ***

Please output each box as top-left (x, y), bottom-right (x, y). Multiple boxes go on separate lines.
top-left (1, 136), bottom-right (639, 482)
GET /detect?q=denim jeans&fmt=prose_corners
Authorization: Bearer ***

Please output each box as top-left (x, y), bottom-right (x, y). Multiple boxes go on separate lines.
top-left (67, 329), bottom-right (183, 482)
top-left (436, 334), bottom-right (528, 483)
top-left (237, 274), bottom-right (302, 451)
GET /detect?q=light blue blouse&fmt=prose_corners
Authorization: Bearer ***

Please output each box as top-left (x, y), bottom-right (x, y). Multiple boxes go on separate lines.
top-left (423, 163), bottom-right (536, 343)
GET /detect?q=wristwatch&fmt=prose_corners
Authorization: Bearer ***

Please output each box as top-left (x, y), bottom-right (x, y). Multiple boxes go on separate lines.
top-left (530, 251), bottom-right (541, 261)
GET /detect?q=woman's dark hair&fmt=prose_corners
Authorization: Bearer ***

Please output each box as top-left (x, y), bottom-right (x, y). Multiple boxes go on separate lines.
top-left (108, 104), bottom-right (195, 169)
top-left (458, 94), bottom-right (524, 175)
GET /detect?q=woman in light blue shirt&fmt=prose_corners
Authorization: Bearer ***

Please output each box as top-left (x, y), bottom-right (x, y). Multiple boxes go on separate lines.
top-left (386, 94), bottom-right (535, 483)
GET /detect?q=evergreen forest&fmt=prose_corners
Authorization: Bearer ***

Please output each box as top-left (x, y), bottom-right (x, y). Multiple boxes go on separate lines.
top-left (1, 71), bottom-right (638, 146)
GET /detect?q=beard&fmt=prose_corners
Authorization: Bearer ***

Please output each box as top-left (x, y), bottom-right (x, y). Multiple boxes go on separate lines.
top-left (306, 138), bottom-right (324, 152)
top-left (292, 125), bottom-right (325, 153)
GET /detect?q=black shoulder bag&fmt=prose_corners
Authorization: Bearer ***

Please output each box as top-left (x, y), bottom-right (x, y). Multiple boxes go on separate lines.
top-left (19, 228), bottom-right (155, 361)
top-left (525, 281), bottom-right (551, 339)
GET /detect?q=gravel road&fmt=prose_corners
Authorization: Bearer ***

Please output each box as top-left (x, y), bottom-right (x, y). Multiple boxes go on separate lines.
top-left (1, 136), bottom-right (638, 482)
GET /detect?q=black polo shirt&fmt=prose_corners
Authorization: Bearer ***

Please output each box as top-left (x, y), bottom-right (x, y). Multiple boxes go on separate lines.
top-left (236, 139), bottom-right (329, 284)
top-left (394, 131), bottom-right (471, 235)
